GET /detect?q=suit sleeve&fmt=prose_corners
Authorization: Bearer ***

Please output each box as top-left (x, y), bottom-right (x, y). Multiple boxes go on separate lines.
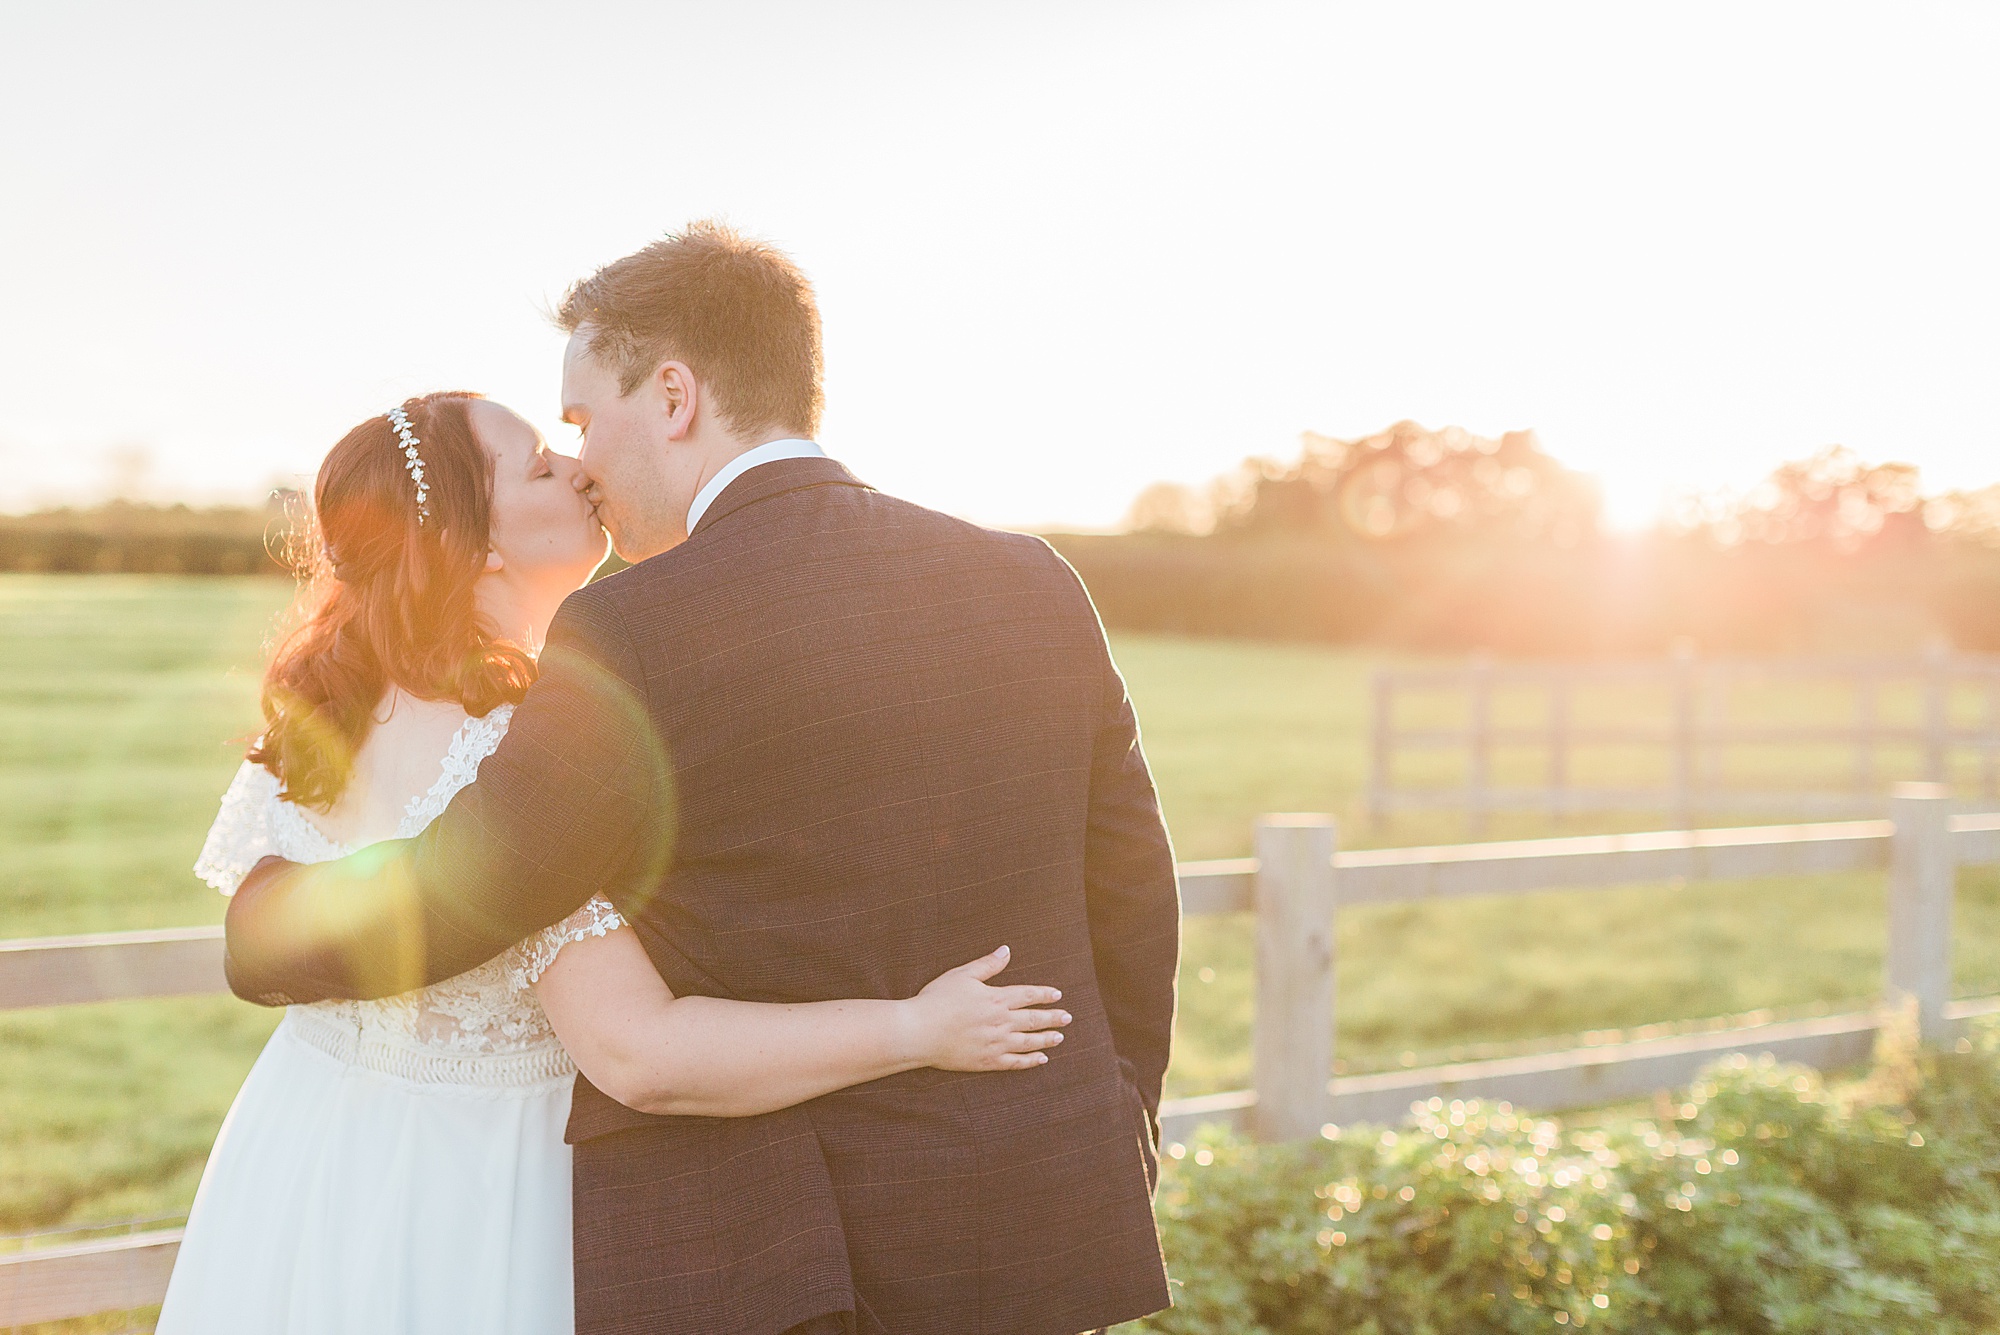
top-left (224, 587), bottom-right (670, 1005)
top-left (1072, 588), bottom-right (1181, 1135)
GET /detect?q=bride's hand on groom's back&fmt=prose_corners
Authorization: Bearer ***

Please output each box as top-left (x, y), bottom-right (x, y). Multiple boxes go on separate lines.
top-left (900, 945), bottom-right (1071, 1073)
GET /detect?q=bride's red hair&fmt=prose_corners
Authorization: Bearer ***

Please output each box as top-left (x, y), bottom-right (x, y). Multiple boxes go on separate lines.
top-left (250, 392), bottom-right (537, 809)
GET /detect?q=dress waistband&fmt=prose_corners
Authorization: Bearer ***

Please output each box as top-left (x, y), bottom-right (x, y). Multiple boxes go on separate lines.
top-left (283, 1005), bottom-right (577, 1089)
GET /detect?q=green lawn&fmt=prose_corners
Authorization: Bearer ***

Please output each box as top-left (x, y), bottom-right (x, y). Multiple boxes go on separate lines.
top-left (5, 575), bottom-right (2000, 1244)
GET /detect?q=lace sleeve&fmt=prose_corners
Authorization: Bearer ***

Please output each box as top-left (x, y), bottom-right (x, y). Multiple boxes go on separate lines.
top-left (508, 895), bottom-right (627, 988)
top-left (193, 760), bottom-right (283, 896)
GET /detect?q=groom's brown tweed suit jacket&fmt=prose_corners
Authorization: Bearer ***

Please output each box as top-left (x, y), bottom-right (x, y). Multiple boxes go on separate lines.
top-left (227, 458), bottom-right (1179, 1335)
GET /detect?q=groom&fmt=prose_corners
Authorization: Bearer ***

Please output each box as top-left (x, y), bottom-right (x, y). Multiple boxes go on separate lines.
top-left (224, 223), bottom-right (1179, 1334)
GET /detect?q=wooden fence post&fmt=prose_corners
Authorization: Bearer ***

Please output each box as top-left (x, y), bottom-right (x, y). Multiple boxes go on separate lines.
top-left (1983, 673), bottom-right (1999, 801)
top-left (1548, 675), bottom-right (1570, 823)
top-left (1671, 643), bottom-right (1697, 829)
top-left (1467, 655), bottom-right (1493, 838)
top-left (1252, 814), bottom-right (1337, 1141)
top-left (1923, 642), bottom-right (1949, 784)
top-left (1888, 782), bottom-right (1954, 1046)
top-left (1856, 669), bottom-right (1876, 799)
top-left (1368, 674), bottom-right (1392, 830)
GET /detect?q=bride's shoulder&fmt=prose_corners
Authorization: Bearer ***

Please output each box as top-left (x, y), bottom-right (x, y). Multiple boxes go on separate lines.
top-left (194, 759), bottom-right (285, 893)
top-left (217, 757), bottom-right (282, 807)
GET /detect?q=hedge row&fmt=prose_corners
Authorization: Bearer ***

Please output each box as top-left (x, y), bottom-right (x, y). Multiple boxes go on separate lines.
top-left (1140, 1016), bottom-right (2000, 1334)
top-left (0, 506), bottom-right (285, 575)
top-left (0, 530), bottom-right (280, 575)
top-left (1047, 532), bottom-right (2000, 656)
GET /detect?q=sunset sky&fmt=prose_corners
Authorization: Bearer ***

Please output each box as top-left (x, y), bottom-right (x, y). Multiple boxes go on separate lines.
top-left (2, 2), bottom-right (1995, 531)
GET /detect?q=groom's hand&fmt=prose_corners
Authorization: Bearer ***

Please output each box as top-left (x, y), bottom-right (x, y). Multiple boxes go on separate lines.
top-left (224, 853), bottom-right (415, 1006)
top-left (224, 856), bottom-right (311, 1006)
top-left (899, 945), bottom-right (1073, 1073)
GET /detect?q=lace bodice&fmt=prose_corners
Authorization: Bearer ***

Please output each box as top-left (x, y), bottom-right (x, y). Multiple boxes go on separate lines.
top-left (194, 705), bottom-right (626, 1087)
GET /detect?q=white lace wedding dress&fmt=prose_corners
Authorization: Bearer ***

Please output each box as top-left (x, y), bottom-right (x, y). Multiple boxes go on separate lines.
top-left (157, 705), bottom-right (623, 1335)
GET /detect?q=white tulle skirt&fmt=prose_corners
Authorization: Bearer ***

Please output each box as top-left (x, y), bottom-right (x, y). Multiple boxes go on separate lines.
top-left (157, 1010), bottom-right (576, 1335)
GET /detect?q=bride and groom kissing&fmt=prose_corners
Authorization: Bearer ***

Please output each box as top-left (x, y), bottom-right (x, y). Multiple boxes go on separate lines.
top-left (161, 223), bottom-right (1180, 1335)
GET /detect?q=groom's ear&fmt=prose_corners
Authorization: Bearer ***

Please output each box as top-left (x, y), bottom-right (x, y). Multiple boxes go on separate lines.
top-left (653, 360), bottom-right (698, 442)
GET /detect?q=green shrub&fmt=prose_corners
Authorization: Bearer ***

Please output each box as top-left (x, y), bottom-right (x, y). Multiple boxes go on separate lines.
top-left (1143, 1019), bottom-right (2000, 1333)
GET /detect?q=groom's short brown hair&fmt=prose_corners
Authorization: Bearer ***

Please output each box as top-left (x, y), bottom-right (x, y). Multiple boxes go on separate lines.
top-left (557, 221), bottom-right (823, 439)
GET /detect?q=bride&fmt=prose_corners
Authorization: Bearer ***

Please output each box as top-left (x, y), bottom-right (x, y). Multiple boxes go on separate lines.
top-left (157, 392), bottom-right (1072, 1334)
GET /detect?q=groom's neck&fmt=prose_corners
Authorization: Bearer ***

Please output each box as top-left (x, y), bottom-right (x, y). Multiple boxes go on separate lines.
top-left (687, 427), bottom-right (806, 499)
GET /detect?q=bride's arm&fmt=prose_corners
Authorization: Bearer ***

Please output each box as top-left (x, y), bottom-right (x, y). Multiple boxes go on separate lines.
top-left (534, 929), bottom-right (1070, 1118)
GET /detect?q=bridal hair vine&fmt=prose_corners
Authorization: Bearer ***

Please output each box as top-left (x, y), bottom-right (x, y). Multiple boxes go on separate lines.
top-left (384, 407), bottom-right (432, 525)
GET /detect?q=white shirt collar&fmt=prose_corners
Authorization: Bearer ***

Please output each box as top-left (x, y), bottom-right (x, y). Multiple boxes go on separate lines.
top-left (685, 438), bottom-right (828, 535)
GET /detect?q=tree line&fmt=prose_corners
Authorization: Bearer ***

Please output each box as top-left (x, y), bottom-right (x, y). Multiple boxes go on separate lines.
top-left (1046, 424), bottom-right (2000, 655)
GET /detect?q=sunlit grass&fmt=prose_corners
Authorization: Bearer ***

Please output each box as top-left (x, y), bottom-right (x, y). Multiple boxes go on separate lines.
top-left (0, 576), bottom-right (285, 937)
top-left (4, 580), bottom-right (1999, 1244)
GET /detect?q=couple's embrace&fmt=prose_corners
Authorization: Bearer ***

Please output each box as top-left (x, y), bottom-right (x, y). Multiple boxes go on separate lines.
top-left (159, 224), bottom-right (1180, 1335)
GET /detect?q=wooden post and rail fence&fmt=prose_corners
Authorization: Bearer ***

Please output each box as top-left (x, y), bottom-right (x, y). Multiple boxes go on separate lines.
top-left (1369, 648), bottom-right (2000, 833)
top-left (4, 785), bottom-right (1993, 1325)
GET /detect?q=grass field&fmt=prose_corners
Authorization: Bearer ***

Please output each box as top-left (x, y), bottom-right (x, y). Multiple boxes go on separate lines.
top-left (6, 574), bottom-right (2000, 1249)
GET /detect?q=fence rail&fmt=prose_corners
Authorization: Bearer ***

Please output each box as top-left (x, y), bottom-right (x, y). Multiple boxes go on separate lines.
top-left (0, 1229), bottom-right (184, 1328)
top-left (1370, 649), bottom-right (2000, 830)
top-left (5, 789), bottom-right (1995, 1324)
top-left (0, 926), bottom-right (224, 1011)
